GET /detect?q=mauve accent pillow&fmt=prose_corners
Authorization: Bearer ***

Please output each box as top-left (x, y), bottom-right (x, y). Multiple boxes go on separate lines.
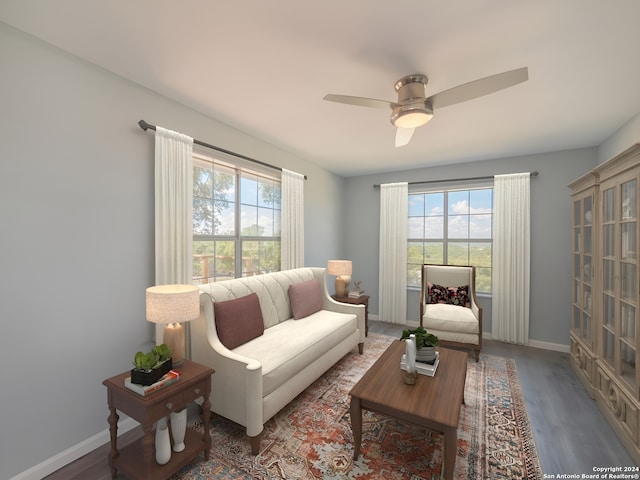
top-left (214, 293), bottom-right (264, 350)
top-left (289, 279), bottom-right (323, 320)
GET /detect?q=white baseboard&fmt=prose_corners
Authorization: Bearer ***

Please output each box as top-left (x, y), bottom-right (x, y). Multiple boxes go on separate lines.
top-left (482, 332), bottom-right (569, 353)
top-left (524, 338), bottom-right (569, 353)
top-left (9, 417), bottom-right (138, 480)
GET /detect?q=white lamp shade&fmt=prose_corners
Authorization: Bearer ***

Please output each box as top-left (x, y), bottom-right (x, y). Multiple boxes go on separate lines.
top-left (146, 284), bottom-right (200, 324)
top-left (327, 260), bottom-right (352, 277)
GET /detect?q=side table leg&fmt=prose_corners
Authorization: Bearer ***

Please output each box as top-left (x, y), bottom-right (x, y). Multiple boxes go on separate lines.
top-left (350, 397), bottom-right (362, 460)
top-left (107, 406), bottom-right (119, 479)
top-left (201, 394), bottom-right (212, 460)
top-left (141, 422), bottom-right (154, 473)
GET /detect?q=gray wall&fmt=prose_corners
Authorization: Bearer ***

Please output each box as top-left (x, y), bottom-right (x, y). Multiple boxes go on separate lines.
top-left (343, 148), bottom-right (599, 346)
top-left (599, 112), bottom-right (640, 164)
top-left (0, 23), bottom-right (343, 479)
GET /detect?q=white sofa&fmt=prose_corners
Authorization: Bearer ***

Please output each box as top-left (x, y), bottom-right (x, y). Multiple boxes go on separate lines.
top-left (191, 267), bottom-right (365, 454)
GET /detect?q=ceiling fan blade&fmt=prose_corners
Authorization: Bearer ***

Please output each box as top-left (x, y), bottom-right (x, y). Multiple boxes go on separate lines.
top-left (395, 127), bottom-right (415, 147)
top-left (323, 94), bottom-right (393, 109)
top-left (427, 67), bottom-right (528, 110)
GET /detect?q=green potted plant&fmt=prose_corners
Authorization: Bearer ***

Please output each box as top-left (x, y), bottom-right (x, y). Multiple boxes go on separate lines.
top-left (400, 326), bottom-right (439, 363)
top-left (130, 344), bottom-right (173, 385)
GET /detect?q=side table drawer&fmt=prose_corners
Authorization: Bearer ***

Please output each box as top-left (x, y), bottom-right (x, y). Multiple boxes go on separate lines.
top-left (148, 390), bottom-right (186, 418)
top-left (183, 379), bottom-right (208, 404)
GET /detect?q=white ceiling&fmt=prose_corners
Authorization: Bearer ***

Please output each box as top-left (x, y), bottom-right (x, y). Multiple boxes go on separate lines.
top-left (2, 1), bottom-right (640, 176)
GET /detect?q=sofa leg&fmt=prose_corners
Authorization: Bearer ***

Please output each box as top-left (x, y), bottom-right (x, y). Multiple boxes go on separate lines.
top-left (358, 342), bottom-right (364, 355)
top-left (248, 433), bottom-right (261, 455)
top-left (474, 349), bottom-right (480, 362)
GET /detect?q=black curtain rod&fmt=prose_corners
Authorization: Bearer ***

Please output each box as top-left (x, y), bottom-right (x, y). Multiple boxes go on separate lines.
top-left (373, 171), bottom-right (538, 188)
top-left (138, 120), bottom-right (307, 180)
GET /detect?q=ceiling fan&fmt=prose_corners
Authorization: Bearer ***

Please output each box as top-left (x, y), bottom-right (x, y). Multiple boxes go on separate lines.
top-left (324, 67), bottom-right (528, 147)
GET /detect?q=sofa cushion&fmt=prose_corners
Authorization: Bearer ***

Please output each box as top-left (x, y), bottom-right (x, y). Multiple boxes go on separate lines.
top-left (422, 303), bottom-right (478, 334)
top-left (214, 293), bottom-right (265, 349)
top-left (288, 279), bottom-right (323, 319)
top-left (201, 268), bottom-right (316, 329)
top-left (233, 310), bottom-right (358, 396)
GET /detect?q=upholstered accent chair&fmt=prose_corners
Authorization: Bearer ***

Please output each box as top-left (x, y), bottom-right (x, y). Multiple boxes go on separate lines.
top-left (420, 264), bottom-right (483, 361)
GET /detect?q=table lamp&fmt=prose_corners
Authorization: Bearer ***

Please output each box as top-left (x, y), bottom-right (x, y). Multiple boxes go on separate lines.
top-left (146, 284), bottom-right (200, 366)
top-left (327, 260), bottom-right (352, 297)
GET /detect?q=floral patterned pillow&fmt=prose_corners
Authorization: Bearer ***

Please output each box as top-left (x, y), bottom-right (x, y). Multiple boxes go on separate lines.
top-left (446, 285), bottom-right (470, 307)
top-left (427, 282), bottom-right (448, 304)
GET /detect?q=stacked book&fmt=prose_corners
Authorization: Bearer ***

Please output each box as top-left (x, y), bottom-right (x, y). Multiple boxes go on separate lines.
top-left (125, 369), bottom-right (181, 396)
top-left (400, 352), bottom-right (439, 377)
top-left (348, 289), bottom-right (365, 298)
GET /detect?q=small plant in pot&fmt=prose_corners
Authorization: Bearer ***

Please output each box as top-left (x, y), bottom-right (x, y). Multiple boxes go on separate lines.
top-left (400, 326), bottom-right (439, 363)
top-left (131, 344), bottom-right (173, 386)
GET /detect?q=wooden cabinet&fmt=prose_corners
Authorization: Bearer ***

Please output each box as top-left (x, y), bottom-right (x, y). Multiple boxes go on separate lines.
top-left (569, 143), bottom-right (640, 463)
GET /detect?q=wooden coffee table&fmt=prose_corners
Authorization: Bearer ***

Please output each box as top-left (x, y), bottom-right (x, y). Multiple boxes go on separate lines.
top-left (349, 341), bottom-right (467, 480)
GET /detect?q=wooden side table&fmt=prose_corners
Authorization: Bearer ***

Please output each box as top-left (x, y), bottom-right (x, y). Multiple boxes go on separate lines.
top-left (332, 294), bottom-right (370, 336)
top-left (102, 359), bottom-right (214, 480)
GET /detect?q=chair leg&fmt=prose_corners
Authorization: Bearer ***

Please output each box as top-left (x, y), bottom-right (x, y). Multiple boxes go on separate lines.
top-left (474, 349), bottom-right (480, 362)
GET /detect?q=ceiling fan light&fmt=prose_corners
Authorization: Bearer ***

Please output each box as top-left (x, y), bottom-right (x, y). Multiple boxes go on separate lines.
top-left (391, 103), bottom-right (434, 128)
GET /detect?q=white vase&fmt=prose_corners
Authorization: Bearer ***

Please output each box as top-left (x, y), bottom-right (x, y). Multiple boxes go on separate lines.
top-left (170, 408), bottom-right (188, 452)
top-left (155, 417), bottom-right (171, 465)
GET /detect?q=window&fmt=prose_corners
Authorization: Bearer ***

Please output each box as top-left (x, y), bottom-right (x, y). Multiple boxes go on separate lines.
top-left (407, 187), bottom-right (493, 292)
top-left (192, 154), bottom-right (281, 283)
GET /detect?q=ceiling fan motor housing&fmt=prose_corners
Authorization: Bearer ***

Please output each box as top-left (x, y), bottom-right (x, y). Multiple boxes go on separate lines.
top-left (391, 74), bottom-right (433, 128)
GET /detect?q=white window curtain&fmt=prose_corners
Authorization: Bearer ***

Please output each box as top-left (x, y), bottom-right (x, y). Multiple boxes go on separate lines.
top-left (280, 169), bottom-right (305, 270)
top-left (154, 126), bottom-right (194, 342)
top-left (379, 182), bottom-right (408, 324)
top-left (492, 173), bottom-right (530, 344)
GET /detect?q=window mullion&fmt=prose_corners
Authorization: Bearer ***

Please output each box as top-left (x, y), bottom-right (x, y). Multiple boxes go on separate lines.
top-left (234, 170), bottom-right (242, 278)
top-left (443, 191), bottom-right (449, 263)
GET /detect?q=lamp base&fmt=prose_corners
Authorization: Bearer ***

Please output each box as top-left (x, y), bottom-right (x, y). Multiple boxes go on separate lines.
top-left (335, 277), bottom-right (346, 297)
top-left (163, 323), bottom-right (185, 366)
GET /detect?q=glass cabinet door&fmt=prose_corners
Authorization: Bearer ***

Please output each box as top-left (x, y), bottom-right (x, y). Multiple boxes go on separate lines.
top-left (619, 179), bottom-right (637, 392)
top-left (602, 186), bottom-right (616, 367)
top-left (601, 177), bottom-right (638, 394)
top-left (572, 193), bottom-right (594, 346)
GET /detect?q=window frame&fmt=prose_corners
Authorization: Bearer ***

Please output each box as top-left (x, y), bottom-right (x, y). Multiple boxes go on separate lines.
top-left (192, 151), bottom-right (281, 284)
top-left (407, 181), bottom-right (494, 293)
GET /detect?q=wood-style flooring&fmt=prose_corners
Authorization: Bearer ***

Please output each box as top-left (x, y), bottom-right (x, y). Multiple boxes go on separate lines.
top-left (46, 320), bottom-right (636, 479)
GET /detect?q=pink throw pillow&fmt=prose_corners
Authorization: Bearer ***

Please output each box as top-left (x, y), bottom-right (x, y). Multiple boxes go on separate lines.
top-left (214, 293), bottom-right (264, 349)
top-left (289, 279), bottom-right (323, 320)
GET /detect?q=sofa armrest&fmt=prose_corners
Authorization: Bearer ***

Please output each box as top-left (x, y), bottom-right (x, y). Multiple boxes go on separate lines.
top-left (191, 293), bottom-right (264, 437)
top-left (311, 268), bottom-right (366, 347)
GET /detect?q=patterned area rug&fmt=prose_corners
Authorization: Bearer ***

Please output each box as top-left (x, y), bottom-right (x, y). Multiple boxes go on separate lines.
top-left (174, 333), bottom-right (542, 479)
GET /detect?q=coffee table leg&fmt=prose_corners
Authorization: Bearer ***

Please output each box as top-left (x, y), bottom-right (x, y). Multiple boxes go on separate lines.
top-left (350, 397), bottom-right (362, 460)
top-left (443, 425), bottom-right (457, 480)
